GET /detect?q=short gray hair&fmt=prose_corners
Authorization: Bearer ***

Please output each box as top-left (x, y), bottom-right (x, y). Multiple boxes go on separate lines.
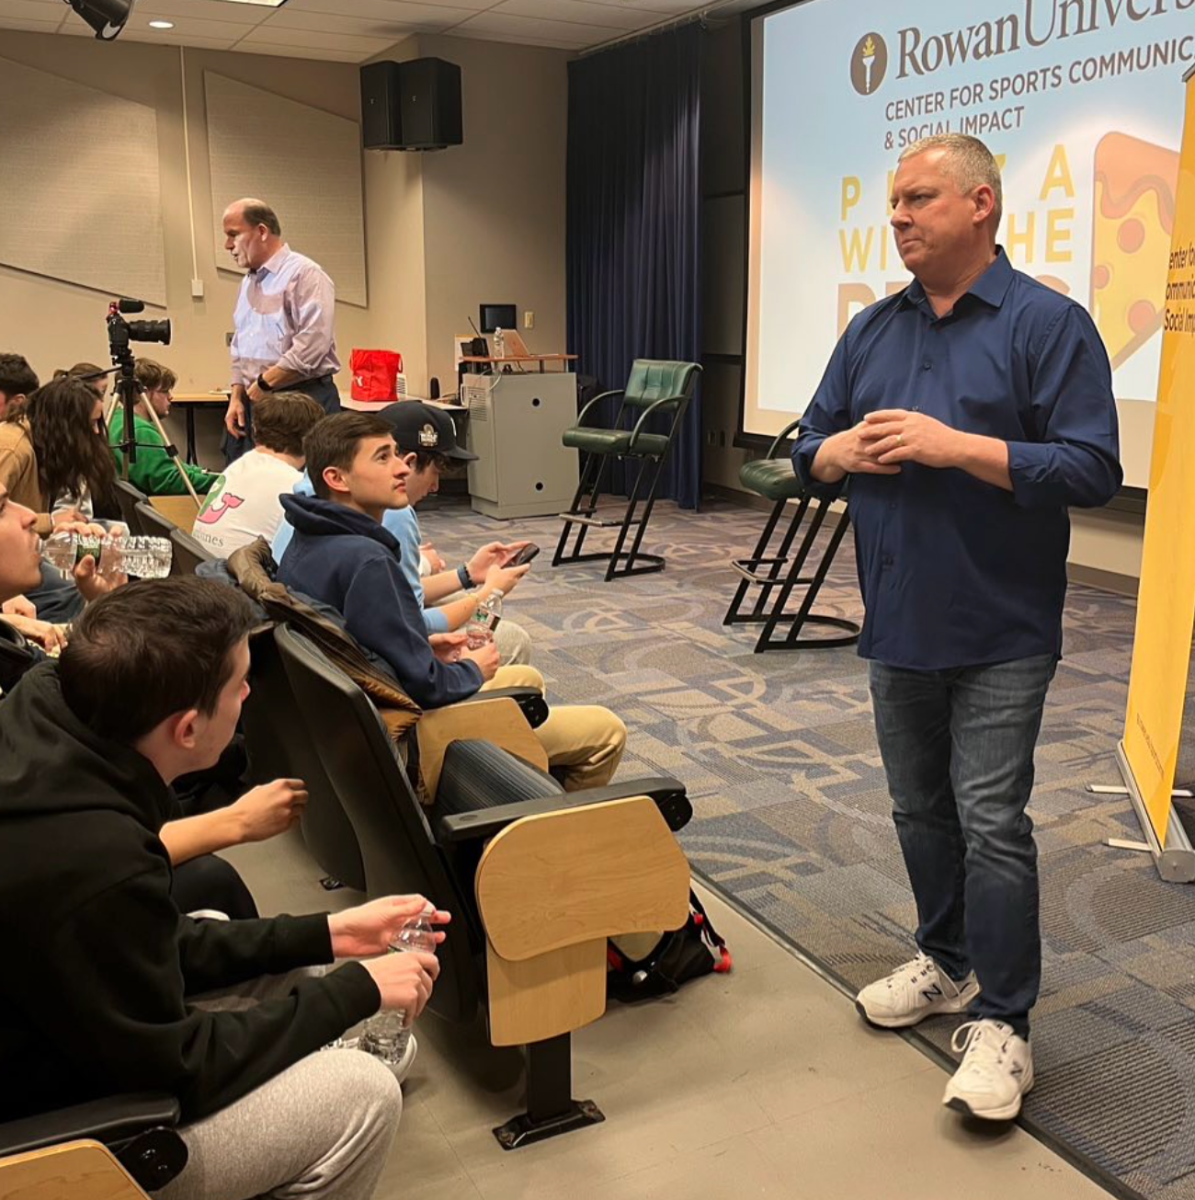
top-left (898, 134), bottom-right (1002, 231)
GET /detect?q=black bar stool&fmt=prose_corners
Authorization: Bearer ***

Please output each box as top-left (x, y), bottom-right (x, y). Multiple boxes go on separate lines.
top-left (554, 360), bottom-right (701, 581)
top-left (724, 418), bottom-right (860, 653)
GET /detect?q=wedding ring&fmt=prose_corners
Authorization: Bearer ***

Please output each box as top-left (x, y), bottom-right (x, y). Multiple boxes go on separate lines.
top-left (897, 433), bottom-right (904, 446)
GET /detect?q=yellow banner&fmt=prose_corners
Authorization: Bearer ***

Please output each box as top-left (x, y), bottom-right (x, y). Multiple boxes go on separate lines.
top-left (1122, 70), bottom-right (1195, 847)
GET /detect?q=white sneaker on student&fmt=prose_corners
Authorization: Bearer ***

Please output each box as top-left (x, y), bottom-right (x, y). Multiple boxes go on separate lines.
top-left (855, 952), bottom-right (980, 1028)
top-left (389, 1032), bottom-right (418, 1085)
top-left (322, 1033), bottom-right (419, 1085)
top-left (943, 1020), bottom-right (1033, 1121)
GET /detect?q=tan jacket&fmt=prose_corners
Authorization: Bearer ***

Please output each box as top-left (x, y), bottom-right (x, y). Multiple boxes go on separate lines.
top-left (0, 418), bottom-right (43, 513)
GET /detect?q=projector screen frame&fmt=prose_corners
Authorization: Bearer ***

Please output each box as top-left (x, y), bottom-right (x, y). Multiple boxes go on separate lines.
top-left (732, 0), bottom-right (821, 457)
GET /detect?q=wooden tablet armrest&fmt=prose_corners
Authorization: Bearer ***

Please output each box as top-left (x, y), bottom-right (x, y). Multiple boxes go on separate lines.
top-left (476, 796), bottom-right (690, 1045)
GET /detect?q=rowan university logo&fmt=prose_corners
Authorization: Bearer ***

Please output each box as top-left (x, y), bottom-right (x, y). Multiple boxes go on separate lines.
top-left (850, 32), bottom-right (887, 96)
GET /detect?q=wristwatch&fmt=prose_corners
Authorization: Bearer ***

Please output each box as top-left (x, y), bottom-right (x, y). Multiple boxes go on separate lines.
top-left (255, 373), bottom-right (274, 393)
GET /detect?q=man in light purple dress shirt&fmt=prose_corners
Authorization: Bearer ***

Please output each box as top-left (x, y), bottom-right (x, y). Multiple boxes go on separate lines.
top-left (222, 198), bottom-right (340, 463)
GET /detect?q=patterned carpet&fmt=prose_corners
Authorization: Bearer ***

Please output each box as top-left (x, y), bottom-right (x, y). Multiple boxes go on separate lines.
top-left (420, 496), bottom-right (1195, 1200)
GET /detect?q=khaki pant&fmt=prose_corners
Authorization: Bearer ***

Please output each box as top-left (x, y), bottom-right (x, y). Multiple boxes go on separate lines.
top-left (481, 665), bottom-right (626, 791)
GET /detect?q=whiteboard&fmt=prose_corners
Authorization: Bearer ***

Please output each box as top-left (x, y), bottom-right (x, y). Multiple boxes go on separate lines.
top-left (0, 57), bottom-right (166, 306)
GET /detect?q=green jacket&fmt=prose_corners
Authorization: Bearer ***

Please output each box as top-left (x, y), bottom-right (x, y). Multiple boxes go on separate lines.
top-left (109, 409), bottom-right (218, 497)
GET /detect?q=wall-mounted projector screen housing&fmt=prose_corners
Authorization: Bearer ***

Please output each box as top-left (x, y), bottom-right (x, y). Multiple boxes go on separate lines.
top-left (742, 0), bottom-right (1194, 488)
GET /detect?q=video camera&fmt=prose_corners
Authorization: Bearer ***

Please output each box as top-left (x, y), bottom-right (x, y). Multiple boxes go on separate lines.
top-left (106, 298), bottom-right (171, 469)
top-left (107, 298), bottom-right (171, 356)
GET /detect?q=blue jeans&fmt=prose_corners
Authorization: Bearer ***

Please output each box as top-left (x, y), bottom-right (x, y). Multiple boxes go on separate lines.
top-left (868, 654), bottom-right (1057, 1038)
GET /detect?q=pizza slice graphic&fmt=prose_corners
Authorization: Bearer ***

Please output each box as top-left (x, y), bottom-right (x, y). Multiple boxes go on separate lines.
top-left (1091, 132), bottom-right (1180, 369)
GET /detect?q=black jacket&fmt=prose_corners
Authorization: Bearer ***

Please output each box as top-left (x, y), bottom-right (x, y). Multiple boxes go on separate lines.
top-left (0, 663), bottom-right (380, 1121)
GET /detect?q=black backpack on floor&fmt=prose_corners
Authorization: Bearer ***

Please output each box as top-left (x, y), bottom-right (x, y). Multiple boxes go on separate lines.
top-left (607, 889), bottom-right (732, 1001)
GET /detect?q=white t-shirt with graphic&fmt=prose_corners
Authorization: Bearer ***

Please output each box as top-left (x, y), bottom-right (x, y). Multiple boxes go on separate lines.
top-left (191, 450), bottom-right (301, 558)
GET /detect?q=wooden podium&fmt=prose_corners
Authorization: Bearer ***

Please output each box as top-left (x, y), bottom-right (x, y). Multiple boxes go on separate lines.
top-left (460, 356), bottom-right (579, 520)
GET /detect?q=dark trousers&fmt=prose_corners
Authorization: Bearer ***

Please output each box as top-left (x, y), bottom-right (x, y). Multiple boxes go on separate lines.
top-left (171, 853), bottom-right (258, 920)
top-left (867, 653), bottom-right (1057, 1038)
top-left (223, 375), bottom-right (341, 464)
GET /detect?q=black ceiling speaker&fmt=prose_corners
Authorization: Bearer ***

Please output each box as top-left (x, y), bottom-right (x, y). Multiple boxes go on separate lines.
top-left (360, 58), bottom-right (463, 152)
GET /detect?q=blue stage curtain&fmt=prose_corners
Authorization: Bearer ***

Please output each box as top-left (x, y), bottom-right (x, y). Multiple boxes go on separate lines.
top-left (566, 22), bottom-right (703, 510)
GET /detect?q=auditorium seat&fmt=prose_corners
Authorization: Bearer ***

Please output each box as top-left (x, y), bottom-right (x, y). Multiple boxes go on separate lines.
top-left (243, 625), bottom-right (366, 891)
top-left (113, 479), bottom-right (148, 535)
top-left (723, 415), bottom-right (860, 652)
top-left (0, 1094), bottom-right (186, 1194)
top-left (274, 623), bottom-right (692, 1148)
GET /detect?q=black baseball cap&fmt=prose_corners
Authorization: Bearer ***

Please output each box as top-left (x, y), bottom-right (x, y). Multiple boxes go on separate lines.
top-left (378, 401), bottom-right (477, 462)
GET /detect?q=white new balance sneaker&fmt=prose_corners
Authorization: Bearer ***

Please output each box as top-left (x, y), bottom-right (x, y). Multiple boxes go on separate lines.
top-left (943, 1020), bottom-right (1033, 1121)
top-left (855, 952), bottom-right (980, 1028)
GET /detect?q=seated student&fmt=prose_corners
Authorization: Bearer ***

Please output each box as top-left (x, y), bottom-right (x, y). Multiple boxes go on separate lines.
top-left (0, 577), bottom-right (448, 1200)
top-left (277, 413), bottom-right (626, 791)
top-left (271, 402), bottom-right (533, 665)
top-left (0, 352), bottom-right (37, 424)
top-left (161, 776), bottom-right (308, 920)
top-left (0, 483), bottom-right (45, 607)
top-left (0, 504), bottom-right (278, 922)
top-left (193, 391), bottom-right (324, 557)
top-left (109, 359), bottom-right (220, 497)
top-left (0, 354), bottom-right (42, 513)
top-left (27, 375), bottom-right (118, 520)
top-left (54, 361), bottom-right (110, 403)
top-left (380, 402), bottom-right (535, 665)
top-left (1, 356), bottom-right (122, 544)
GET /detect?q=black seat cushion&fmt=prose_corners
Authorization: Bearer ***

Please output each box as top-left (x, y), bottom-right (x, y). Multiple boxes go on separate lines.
top-left (436, 739), bottom-right (564, 817)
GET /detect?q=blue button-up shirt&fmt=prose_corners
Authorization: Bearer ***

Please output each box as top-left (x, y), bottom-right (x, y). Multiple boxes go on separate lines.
top-left (793, 249), bottom-right (1122, 671)
top-left (230, 244), bottom-right (340, 389)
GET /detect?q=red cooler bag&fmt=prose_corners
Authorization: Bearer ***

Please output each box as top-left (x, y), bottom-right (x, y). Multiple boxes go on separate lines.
top-left (351, 349), bottom-right (403, 403)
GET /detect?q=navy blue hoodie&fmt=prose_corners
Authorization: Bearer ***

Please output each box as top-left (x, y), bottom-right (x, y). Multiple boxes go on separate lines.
top-left (277, 493), bottom-right (483, 709)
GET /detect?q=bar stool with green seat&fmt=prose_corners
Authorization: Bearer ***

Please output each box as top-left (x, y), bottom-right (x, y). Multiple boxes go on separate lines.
top-left (553, 359), bottom-right (701, 581)
top-left (724, 416), bottom-right (860, 653)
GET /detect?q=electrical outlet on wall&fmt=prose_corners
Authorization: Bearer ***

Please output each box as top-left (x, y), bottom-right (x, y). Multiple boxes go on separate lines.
top-left (191, 279), bottom-right (205, 299)
top-left (523, 311), bottom-right (535, 330)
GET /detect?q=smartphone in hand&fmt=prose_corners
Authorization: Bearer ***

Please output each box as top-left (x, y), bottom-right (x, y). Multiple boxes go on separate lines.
top-left (506, 543), bottom-right (541, 568)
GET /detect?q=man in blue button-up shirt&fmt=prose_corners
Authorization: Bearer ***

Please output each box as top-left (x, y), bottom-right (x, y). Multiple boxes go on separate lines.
top-left (794, 134), bottom-right (1121, 1122)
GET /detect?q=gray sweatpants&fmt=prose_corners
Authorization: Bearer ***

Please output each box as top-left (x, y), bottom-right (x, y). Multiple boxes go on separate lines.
top-left (159, 968), bottom-right (401, 1200)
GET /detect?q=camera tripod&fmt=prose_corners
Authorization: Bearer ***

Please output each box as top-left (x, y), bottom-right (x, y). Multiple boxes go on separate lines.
top-left (104, 302), bottom-right (200, 507)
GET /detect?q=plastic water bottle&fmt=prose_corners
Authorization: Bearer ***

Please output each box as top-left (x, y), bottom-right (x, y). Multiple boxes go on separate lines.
top-left (465, 589), bottom-right (503, 649)
top-left (358, 913), bottom-right (437, 1072)
top-left (492, 328), bottom-right (506, 359)
top-left (42, 533), bottom-right (172, 580)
